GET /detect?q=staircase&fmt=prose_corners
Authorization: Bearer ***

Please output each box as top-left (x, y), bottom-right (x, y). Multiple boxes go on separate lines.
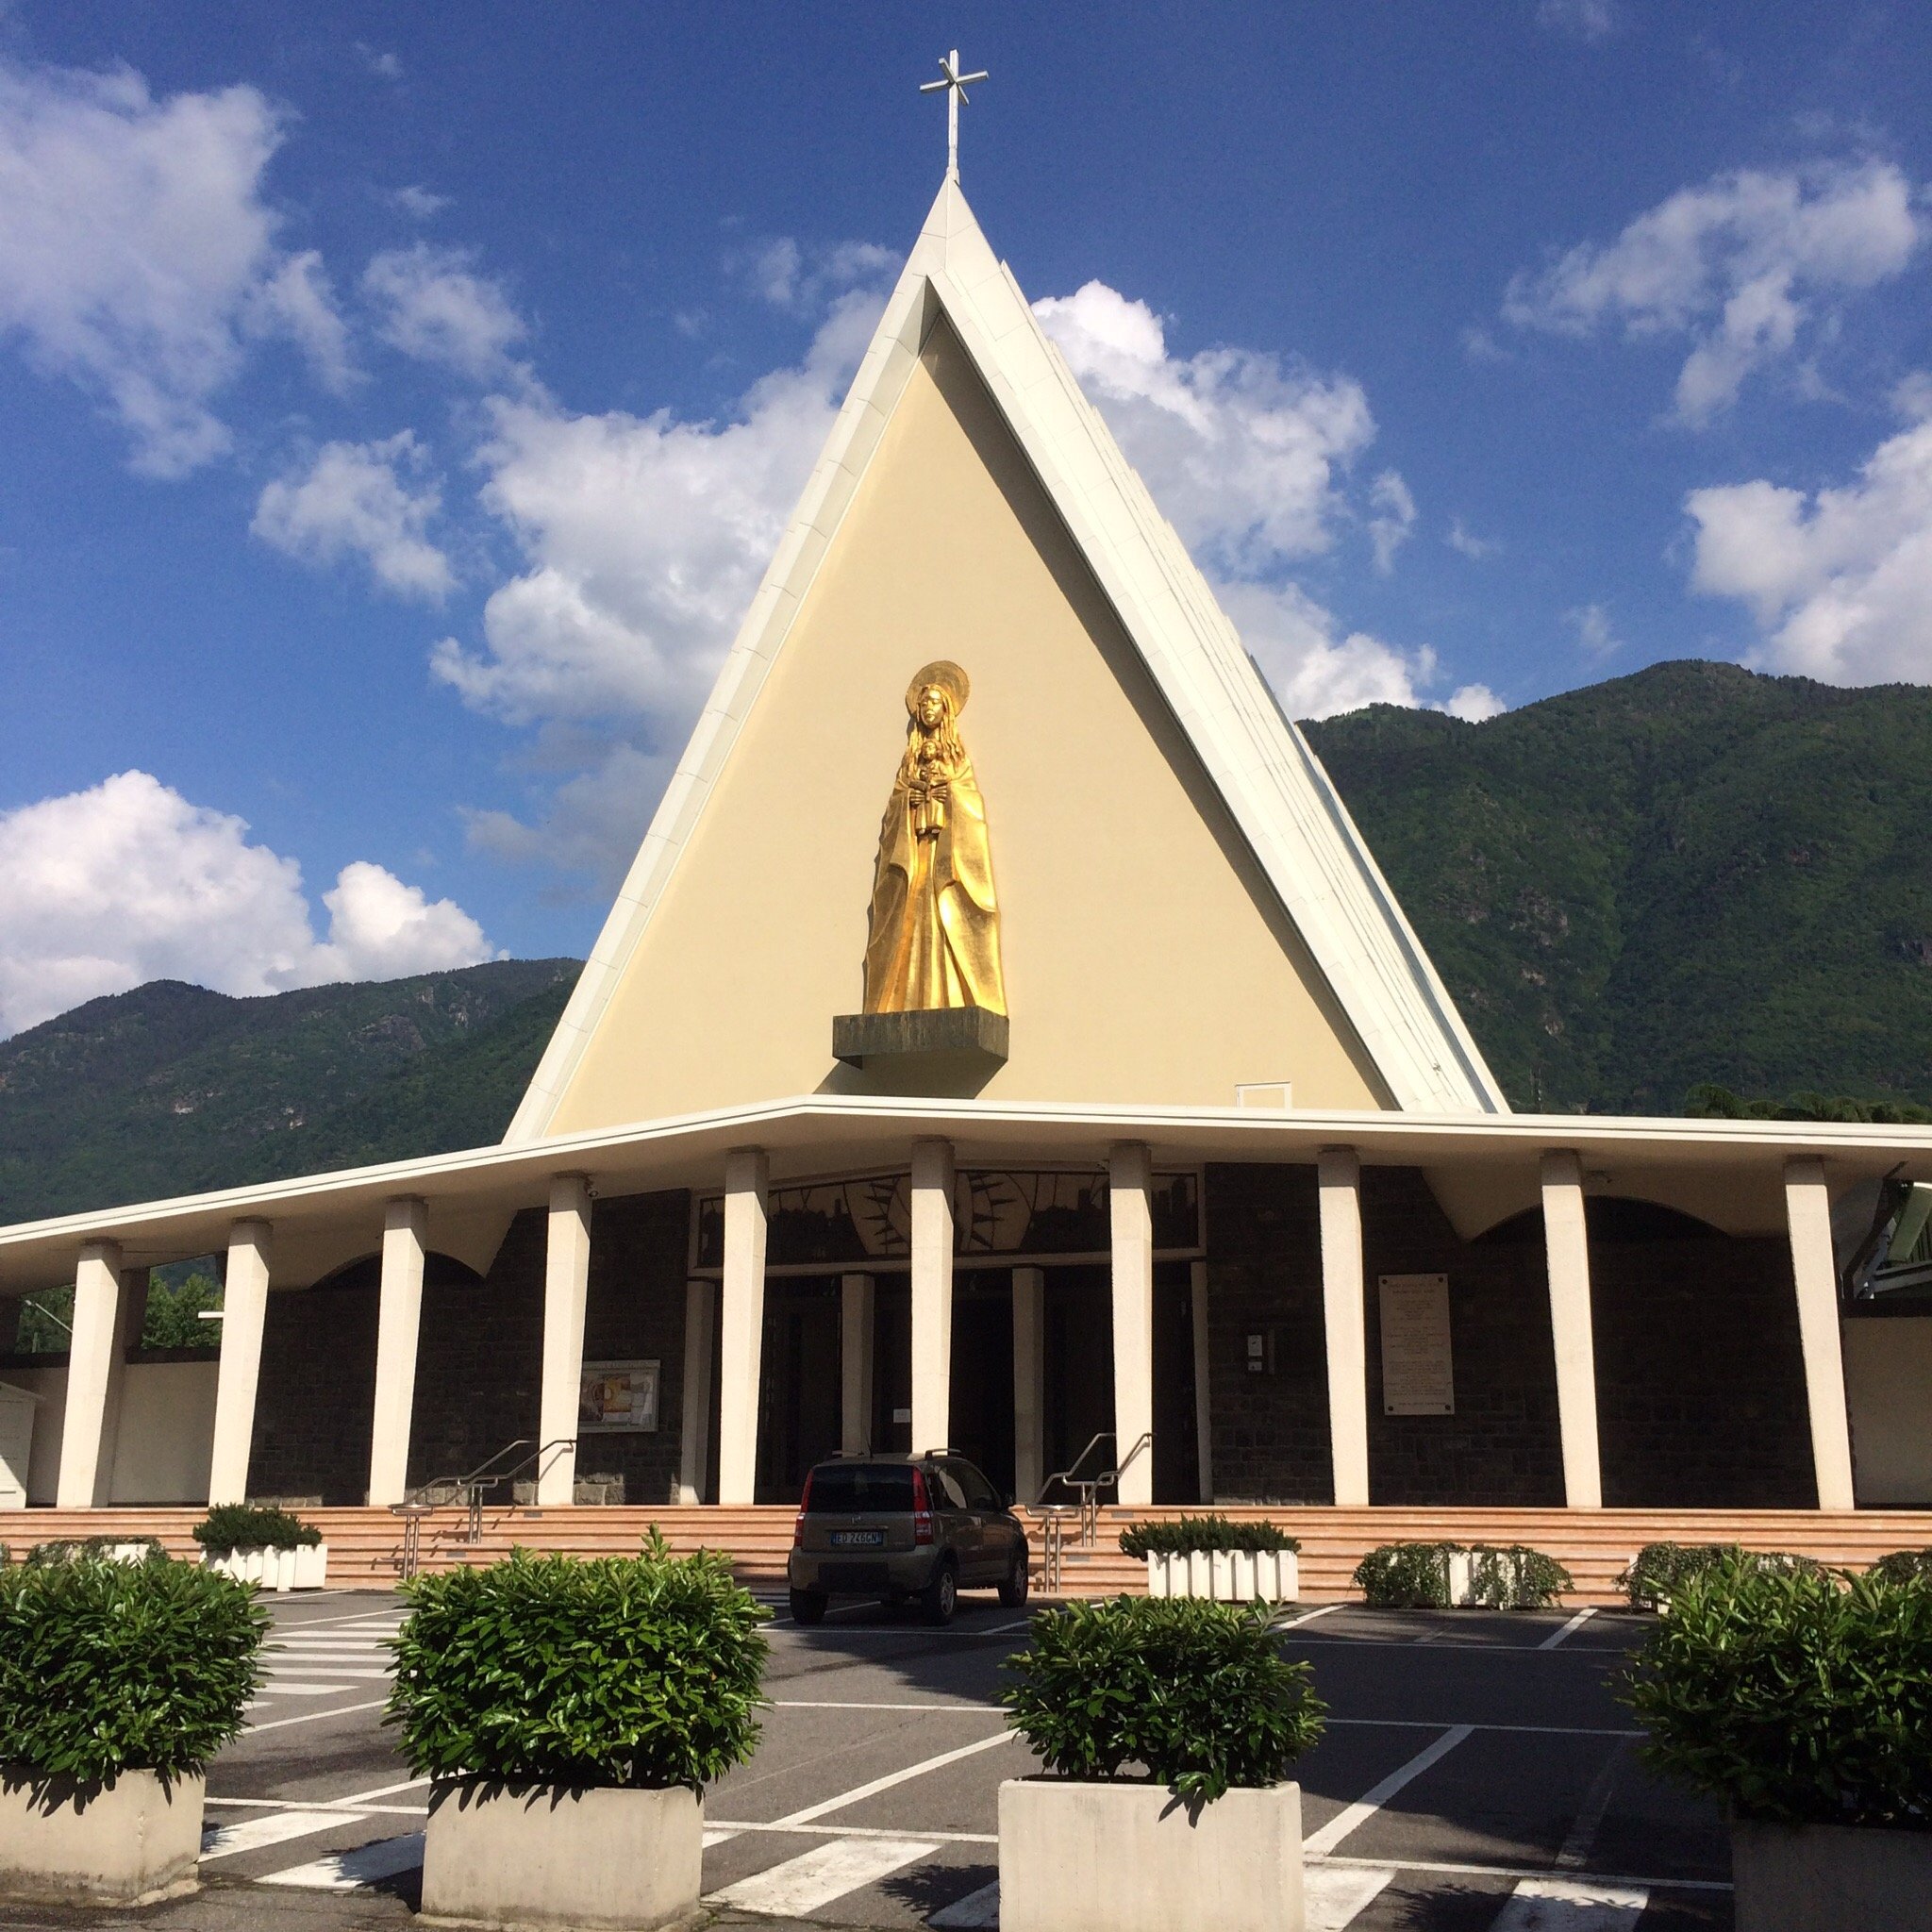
top-left (9, 1502), bottom-right (1930, 1604)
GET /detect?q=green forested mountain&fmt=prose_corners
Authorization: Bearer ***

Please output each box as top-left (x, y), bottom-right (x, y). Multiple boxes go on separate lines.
top-left (0, 959), bottom-right (579, 1223)
top-left (1305, 659), bottom-right (1932, 1114)
top-left (4, 661), bottom-right (1930, 1227)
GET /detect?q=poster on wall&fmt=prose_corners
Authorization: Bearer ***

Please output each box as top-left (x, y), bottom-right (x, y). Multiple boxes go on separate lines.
top-left (1378, 1274), bottom-right (1455, 1415)
top-left (578, 1359), bottom-right (660, 1433)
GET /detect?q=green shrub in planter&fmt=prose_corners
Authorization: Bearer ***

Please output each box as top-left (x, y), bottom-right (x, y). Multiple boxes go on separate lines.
top-left (1117, 1514), bottom-right (1301, 1559)
top-left (1353, 1541), bottom-right (1571, 1609)
top-left (0, 1558), bottom-right (268, 1779)
top-left (25, 1535), bottom-right (168, 1567)
top-left (1618, 1541), bottom-right (1822, 1610)
top-left (1871, 1548), bottom-right (1932, 1587)
top-left (192, 1504), bottom-right (320, 1556)
top-left (1624, 1557), bottom-right (1932, 1828)
top-left (385, 1539), bottom-right (770, 1790)
top-left (1004, 1596), bottom-right (1325, 1807)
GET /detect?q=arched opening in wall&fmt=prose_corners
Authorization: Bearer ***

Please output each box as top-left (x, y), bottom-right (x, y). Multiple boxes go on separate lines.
top-left (1475, 1196), bottom-right (1813, 1507)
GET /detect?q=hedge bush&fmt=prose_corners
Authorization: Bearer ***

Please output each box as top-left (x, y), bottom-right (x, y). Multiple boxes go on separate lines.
top-left (0, 1558), bottom-right (268, 1780)
top-left (385, 1539), bottom-right (769, 1790)
top-left (1624, 1557), bottom-right (1932, 1828)
top-left (25, 1535), bottom-right (168, 1567)
top-left (1118, 1514), bottom-right (1300, 1560)
top-left (1871, 1548), bottom-right (1932, 1587)
top-left (1618, 1541), bottom-right (1821, 1610)
top-left (1004, 1596), bottom-right (1324, 1807)
top-left (192, 1504), bottom-right (321, 1555)
top-left (1353, 1542), bottom-right (1572, 1609)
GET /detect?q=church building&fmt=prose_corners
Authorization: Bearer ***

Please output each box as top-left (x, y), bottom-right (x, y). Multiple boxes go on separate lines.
top-left (3, 173), bottom-right (1930, 1547)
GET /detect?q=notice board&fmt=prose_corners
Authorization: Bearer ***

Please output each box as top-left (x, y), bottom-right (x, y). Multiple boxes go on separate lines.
top-left (1378, 1274), bottom-right (1454, 1415)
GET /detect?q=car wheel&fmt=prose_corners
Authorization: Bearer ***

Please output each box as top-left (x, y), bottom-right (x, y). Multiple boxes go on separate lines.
top-left (789, 1587), bottom-right (828, 1625)
top-left (998, 1547), bottom-right (1030, 1608)
top-left (921, 1560), bottom-right (958, 1626)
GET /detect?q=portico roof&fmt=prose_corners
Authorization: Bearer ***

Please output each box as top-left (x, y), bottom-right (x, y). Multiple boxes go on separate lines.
top-left (4, 1093), bottom-right (1931, 1292)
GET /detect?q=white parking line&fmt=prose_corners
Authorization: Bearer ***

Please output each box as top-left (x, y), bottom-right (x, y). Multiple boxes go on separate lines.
top-left (1303, 1725), bottom-right (1475, 1857)
top-left (261, 1832), bottom-right (425, 1891)
top-left (1538, 1608), bottom-right (1598, 1651)
top-left (706, 1835), bottom-right (939, 1916)
top-left (1317, 1853), bottom-right (1726, 1894)
top-left (773, 1699), bottom-right (1001, 1712)
top-left (263, 1665), bottom-right (393, 1680)
top-left (772, 1729), bottom-right (1020, 1827)
top-left (1555, 1745), bottom-right (1626, 1872)
top-left (930, 1878), bottom-right (1001, 1927)
top-left (245, 1698), bottom-right (388, 1734)
top-left (1489, 1875), bottom-right (1647, 1928)
top-left (1306, 1863), bottom-right (1397, 1930)
top-left (253, 1684), bottom-right (358, 1699)
top-left (708, 1820), bottom-right (996, 1845)
top-left (201, 1809), bottom-right (366, 1861)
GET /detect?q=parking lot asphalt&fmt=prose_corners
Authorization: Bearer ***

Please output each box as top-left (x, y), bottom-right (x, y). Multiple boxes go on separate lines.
top-left (0, 1589), bottom-right (1735, 1932)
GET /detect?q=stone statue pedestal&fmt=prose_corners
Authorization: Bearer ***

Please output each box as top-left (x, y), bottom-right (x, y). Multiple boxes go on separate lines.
top-left (832, 1007), bottom-right (1009, 1070)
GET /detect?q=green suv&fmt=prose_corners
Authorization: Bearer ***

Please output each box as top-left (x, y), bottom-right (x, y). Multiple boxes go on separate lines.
top-left (787, 1452), bottom-right (1031, 1625)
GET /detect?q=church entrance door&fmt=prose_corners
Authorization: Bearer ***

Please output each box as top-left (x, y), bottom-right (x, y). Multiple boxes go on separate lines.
top-left (755, 1276), bottom-right (841, 1504)
top-left (948, 1269), bottom-right (1017, 1502)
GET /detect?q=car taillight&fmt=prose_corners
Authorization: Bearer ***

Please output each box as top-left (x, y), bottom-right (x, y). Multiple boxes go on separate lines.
top-left (911, 1465), bottom-right (934, 1545)
top-left (793, 1471), bottom-right (812, 1546)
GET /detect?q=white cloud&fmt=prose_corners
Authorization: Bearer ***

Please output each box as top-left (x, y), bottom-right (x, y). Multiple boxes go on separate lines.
top-left (1686, 414), bottom-right (1932, 683)
top-left (363, 242), bottom-right (525, 381)
top-left (1035, 280), bottom-right (1376, 572)
top-left (1447, 517), bottom-right (1501, 559)
top-left (462, 742), bottom-right (673, 894)
top-left (356, 43), bottom-right (403, 82)
top-left (391, 184), bottom-right (450, 221)
top-left (1441, 683), bottom-right (1506, 721)
top-left (738, 236), bottom-right (895, 313)
top-left (1537, 0), bottom-right (1621, 42)
top-left (252, 431), bottom-right (453, 598)
top-left (0, 772), bottom-right (497, 1037)
top-left (1367, 470), bottom-right (1416, 574)
top-left (0, 56), bottom-right (352, 474)
top-left (1565, 602), bottom-right (1623, 658)
top-left (1504, 158), bottom-right (1924, 423)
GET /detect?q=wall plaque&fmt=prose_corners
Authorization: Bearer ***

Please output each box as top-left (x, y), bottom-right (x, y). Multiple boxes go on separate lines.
top-left (578, 1359), bottom-right (660, 1433)
top-left (1378, 1274), bottom-right (1454, 1415)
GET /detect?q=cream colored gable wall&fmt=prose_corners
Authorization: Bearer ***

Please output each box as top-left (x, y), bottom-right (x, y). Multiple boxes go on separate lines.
top-left (547, 318), bottom-right (1390, 1132)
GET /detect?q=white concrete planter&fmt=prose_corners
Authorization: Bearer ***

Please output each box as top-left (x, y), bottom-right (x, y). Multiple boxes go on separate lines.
top-left (0, 1768), bottom-right (202, 1906)
top-left (421, 1778), bottom-right (702, 1931)
top-left (1731, 1819), bottom-right (1932, 1932)
top-left (999, 1776), bottom-right (1303, 1932)
top-left (201, 1543), bottom-right (327, 1591)
top-left (1146, 1549), bottom-right (1297, 1604)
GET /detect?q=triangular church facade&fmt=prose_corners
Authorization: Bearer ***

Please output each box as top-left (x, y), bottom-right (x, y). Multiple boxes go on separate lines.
top-left (0, 168), bottom-right (1911, 1557)
top-left (507, 180), bottom-right (1506, 1141)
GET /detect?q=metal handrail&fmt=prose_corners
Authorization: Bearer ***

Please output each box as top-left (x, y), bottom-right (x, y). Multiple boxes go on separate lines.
top-left (1029, 1429), bottom-right (1156, 1551)
top-left (390, 1436), bottom-right (577, 1574)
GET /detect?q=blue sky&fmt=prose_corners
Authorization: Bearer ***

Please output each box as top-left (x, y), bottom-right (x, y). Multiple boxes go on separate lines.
top-left (1, 1), bottom-right (1928, 1034)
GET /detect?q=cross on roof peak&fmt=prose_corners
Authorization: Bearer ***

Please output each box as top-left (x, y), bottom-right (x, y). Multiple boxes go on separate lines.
top-left (918, 49), bottom-right (989, 182)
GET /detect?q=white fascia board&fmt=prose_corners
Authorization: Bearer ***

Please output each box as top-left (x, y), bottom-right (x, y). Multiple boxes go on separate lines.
top-left (503, 267), bottom-right (939, 1143)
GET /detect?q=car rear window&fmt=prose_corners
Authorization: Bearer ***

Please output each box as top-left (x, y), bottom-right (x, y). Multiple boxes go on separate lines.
top-left (806, 1464), bottom-right (918, 1512)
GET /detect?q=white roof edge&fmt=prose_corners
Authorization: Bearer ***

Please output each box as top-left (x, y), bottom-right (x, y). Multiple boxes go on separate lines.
top-left (8, 1091), bottom-right (1932, 1255)
top-left (508, 177), bottom-right (1508, 1141)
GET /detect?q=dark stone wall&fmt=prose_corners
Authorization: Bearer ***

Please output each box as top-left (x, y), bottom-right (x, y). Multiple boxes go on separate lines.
top-left (246, 1188), bottom-right (691, 1506)
top-left (1203, 1160), bottom-right (1814, 1509)
top-left (1591, 1231), bottom-right (1814, 1507)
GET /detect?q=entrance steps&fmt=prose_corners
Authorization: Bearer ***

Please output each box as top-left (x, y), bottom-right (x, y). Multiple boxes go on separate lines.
top-left (8, 1503), bottom-right (1930, 1605)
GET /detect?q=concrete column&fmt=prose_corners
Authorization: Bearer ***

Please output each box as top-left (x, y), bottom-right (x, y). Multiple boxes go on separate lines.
top-left (367, 1196), bottom-right (428, 1507)
top-left (208, 1220), bottom-right (273, 1506)
top-left (1012, 1265), bottom-right (1045, 1504)
top-left (677, 1278), bottom-right (717, 1505)
top-left (1541, 1151), bottom-right (1602, 1508)
top-left (1784, 1157), bottom-right (1856, 1510)
top-left (910, 1139), bottom-right (956, 1456)
top-left (1190, 1259), bottom-right (1214, 1504)
top-left (1109, 1141), bottom-right (1155, 1507)
top-left (56, 1240), bottom-right (123, 1507)
top-left (716, 1147), bottom-right (769, 1505)
top-left (840, 1273), bottom-right (875, 1457)
top-left (1317, 1149), bottom-right (1371, 1507)
top-left (91, 1267), bottom-right (148, 1506)
top-left (536, 1174), bottom-right (592, 1507)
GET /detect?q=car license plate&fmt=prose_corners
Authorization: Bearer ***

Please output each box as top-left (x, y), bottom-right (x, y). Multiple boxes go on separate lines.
top-left (829, 1530), bottom-right (885, 1547)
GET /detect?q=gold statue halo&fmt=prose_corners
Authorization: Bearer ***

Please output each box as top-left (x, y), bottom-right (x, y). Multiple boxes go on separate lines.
top-left (905, 659), bottom-right (970, 716)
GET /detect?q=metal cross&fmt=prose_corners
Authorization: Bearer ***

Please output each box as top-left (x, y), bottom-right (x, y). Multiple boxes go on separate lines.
top-left (919, 49), bottom-right (989, 181)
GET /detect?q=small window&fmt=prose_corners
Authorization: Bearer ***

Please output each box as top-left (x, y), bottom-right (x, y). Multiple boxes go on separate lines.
top-left (946, 1459), bottom-right (999, 1509)
top-left (805, 1464), bottom-right (916, 1513)
top-left (928, 1464), bottom-right (969, 1510)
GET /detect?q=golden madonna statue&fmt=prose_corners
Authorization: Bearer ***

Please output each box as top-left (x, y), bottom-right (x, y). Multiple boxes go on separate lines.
top-left (862, 661), bottom-right (1007, 1015)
